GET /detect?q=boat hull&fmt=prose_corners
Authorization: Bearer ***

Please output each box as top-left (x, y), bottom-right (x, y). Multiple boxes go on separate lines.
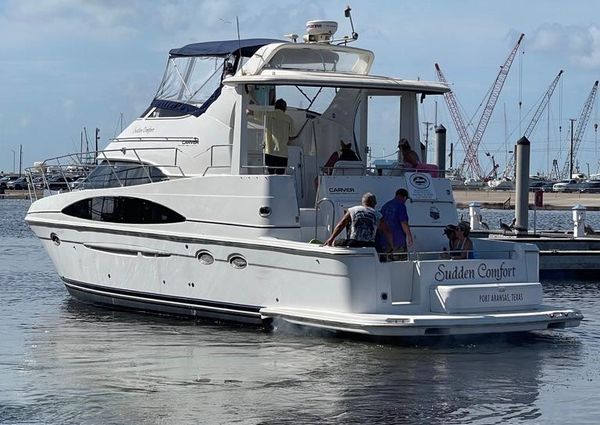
top-left (27, 216), bottom-right (583, 337)
top-left (62, 276), bottom-right (583, 336)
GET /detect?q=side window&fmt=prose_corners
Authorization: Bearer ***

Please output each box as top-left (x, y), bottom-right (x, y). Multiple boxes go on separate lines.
top-left (84, 161), bottom-right (168, 189)
top-left (62, 197), bottom-right (185, 224)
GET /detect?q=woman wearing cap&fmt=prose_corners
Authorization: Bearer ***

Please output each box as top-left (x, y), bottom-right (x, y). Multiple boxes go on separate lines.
top-left (442, 222), bottom-right (473, 259)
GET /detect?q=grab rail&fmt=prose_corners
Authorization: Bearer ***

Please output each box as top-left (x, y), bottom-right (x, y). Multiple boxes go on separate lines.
top-left (315, 198), bottom-right (336, 241)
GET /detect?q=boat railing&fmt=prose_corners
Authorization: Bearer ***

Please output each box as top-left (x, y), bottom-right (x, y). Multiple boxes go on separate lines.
top-left (201, 144), bottom-right (233, 175)
top-left (320, 163), bottom-right (444, 177)
top-left (406, 249), bottom-right (515, 261)
top-left (111, 136), bottom-right (198, 144)
top-left (315, 198), bottom-right (336, 240)
top-left (26, 146), bottom-right (186, 200)
top-left (372, 249), bottom-right (515, 262)
top-left (208, 144), bottom-right (232, 166)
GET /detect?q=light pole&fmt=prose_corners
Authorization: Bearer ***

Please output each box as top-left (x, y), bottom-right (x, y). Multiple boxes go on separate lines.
top-left (422, 121), bottom-right (433, 161)
top-left (569, 118), bottom-right (576, 178)
top-left (11, 149), bottom-right (15, 174)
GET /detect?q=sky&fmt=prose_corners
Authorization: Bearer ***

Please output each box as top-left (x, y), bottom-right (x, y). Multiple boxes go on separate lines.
top-left (1, 0), bottom-right (600, 178)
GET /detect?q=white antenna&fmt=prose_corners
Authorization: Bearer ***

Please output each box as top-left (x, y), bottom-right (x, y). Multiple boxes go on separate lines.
top-left (236, 16), bottom-right (241, 54)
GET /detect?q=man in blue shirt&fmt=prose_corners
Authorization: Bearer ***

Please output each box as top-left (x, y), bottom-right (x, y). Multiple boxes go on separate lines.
top-left (376, 188), bottom-right (413, 255)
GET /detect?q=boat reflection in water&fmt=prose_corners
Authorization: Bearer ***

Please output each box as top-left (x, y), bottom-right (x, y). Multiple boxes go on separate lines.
top-left (25, 12), bottom-right (582, 337)
top-left (33, 297), bottom-right (577, 424)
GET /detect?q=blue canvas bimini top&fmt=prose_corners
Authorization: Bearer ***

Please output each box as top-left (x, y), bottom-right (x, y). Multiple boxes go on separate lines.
top-left (169, 38), bottom-right (285, 58)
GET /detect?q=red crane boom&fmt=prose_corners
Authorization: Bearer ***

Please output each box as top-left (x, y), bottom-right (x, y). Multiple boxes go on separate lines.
top-left (434, 63), bottom-right (473, 175)
top-left (436, 33), bottom-right (524, 179)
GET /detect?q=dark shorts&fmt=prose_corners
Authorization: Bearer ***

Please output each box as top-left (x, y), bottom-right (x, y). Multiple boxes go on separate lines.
top-left (265, 154), bottom-right (287, 175)
top-left (334, 239), bottom-right (375, 248)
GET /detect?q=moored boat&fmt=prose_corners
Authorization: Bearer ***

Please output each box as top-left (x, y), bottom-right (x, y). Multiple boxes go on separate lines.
top-left (25, 15), bottom-right (582, 337)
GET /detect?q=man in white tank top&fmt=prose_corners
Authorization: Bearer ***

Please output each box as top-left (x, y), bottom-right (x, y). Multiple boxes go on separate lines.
top-left (325, 192), bottom-right (394, 248)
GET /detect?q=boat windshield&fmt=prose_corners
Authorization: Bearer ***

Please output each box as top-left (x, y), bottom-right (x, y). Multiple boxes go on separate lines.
top-left (154, 56), bottom-right (231, 106)
top-left (263, 47), bottom-right (369, 74)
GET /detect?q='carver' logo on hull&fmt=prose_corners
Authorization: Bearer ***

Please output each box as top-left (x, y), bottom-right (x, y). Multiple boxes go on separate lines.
top-left (329, 187), bottom-right (355, 193)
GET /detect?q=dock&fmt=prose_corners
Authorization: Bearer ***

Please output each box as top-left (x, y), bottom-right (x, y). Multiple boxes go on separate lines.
top-left (454, 188), bottom-right (600, 277)
top-left (0, 190), bottom-right (37, 200)
top-left (453, 188), bottom-right (600, 210)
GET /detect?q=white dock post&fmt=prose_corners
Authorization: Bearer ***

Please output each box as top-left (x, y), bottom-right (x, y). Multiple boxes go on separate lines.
top-left (469, 201), bottom-right (481, 230)
top-left (572, 204), bottom-right (586, 238)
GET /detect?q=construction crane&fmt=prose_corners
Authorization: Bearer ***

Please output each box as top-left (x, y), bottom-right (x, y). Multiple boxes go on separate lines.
top-left (561, 80), bottom-right (599, 179)
top-left (503, 69), bottom-right (564, 178)
top-left (467, 33), bottom-right (524, 179)
top-left (434, 63), bottom-right (473, 176)
top-left (436, 33), bottom-right (524, 179)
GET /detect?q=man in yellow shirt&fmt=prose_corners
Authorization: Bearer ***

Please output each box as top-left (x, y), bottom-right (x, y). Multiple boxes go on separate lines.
top-left (263, 98), bottom-right (294, 174)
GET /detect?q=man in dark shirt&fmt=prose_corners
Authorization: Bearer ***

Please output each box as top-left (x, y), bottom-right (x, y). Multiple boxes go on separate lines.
top-left (376, 188), bottom-right (413, 254)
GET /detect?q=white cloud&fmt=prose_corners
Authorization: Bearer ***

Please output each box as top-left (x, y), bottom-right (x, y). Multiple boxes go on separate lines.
top-left (529, 23), bottom-right (600, 69)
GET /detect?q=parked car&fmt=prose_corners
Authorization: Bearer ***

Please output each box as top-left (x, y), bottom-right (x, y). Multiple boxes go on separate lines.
top-left (0, 175), bottom-right (19, 190)
top-left (46, 175), bottom-right (76, 191)
top-left (6, 176), bottom-right (29, 190)
top-left (579, 180), bottom-right (600, 193)
top-left (552, 179), bottom-right (581, 192)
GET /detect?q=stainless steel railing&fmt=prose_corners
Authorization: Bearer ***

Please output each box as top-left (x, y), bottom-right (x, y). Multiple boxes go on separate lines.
top-left (26, 146), bottom-right (186, 200)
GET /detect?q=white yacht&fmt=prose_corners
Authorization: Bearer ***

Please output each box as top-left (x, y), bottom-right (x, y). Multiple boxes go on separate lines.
top-left (487, 177), bottom-right (515, 190)
top-left (25, 19), bottom-right (582, 336)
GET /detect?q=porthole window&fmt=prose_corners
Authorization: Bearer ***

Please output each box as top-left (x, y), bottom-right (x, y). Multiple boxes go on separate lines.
top-left (196, 251), bottom-right (214, 265)
top-left (259, 206), bottom-right (271, 217)
top-left (50, 233), bottom-right (61, 246)
top-left (228, 254), bottom-right (247, 269)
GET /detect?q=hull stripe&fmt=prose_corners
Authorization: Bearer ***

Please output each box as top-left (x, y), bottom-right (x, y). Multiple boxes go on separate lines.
top-left (28, 219), bottom-right (373, 258)
top-left (62, 277), bottom-right (262, 318)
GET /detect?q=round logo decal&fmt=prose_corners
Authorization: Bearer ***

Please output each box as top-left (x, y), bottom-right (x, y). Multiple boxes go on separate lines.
top-left (409, 173), bottom-right (431, 189)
